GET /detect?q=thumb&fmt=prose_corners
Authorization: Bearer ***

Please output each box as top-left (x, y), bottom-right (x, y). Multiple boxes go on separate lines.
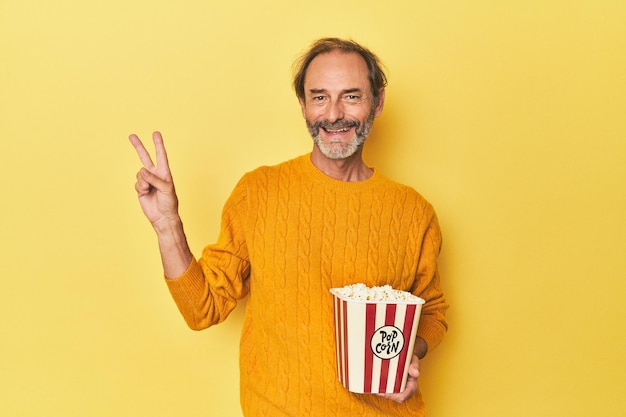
top-left (408, 355), bottom-right (420, 378)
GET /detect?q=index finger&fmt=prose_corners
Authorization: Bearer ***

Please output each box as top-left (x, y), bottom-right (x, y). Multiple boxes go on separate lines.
top-left (129, 133), bottom-right (155, 169)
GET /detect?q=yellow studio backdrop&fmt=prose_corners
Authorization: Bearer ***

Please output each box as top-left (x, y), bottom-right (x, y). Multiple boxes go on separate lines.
top-left (1, 0), bottom-right (625, 416)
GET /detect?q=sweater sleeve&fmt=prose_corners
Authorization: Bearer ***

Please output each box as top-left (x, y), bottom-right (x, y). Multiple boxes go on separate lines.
top-left (413, 209), bottom-right (449, 352)
top-left (165, 176), bottom-right (251, 330)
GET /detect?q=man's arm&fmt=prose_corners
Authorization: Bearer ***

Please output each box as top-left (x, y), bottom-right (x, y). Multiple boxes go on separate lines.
top-left (129, 131), bottom-right (193, 278)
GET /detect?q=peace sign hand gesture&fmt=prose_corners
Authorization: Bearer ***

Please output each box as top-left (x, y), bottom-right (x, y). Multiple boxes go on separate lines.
top-left (129, 131), bottom-right (179, 229)
top-left (129, 131), bottom-right (193, 278)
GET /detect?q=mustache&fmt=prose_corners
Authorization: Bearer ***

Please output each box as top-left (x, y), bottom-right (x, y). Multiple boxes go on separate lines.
top-left (311, 120), bottom-right (359, 130)
top-left (307, 119), bottom-right (360, 137)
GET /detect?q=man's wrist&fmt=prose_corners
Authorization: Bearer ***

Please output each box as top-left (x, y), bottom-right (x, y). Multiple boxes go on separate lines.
top-left (414, 337), bottom-right (428, 359)
top-left (153, 215), bottom-right (193, 279)
top-left (152, 214), bottom-right (183, 235)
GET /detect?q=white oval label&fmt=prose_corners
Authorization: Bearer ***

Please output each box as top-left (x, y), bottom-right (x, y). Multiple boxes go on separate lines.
top-left (370, 325), bottom-right (405, 360)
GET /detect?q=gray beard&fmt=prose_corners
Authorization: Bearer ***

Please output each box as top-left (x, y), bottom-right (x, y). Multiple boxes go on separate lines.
top-left (307, 114), bottom-right (374, 160)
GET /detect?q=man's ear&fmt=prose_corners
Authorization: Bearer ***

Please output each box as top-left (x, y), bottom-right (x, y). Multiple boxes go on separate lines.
top-left (374, 88), bottom-right (386, 118)
top-left (298, 97), bottom-right (307, 118)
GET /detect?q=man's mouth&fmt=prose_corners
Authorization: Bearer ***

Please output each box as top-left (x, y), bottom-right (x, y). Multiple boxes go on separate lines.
top-left (307, 119), bottom-right (360, 139)
top-left (318, 120), bottom-right (358, 134)
top-left (323, 126), bottom-right (352, 134)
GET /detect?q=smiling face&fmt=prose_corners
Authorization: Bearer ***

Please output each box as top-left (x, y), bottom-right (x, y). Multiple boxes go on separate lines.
top-left (299, 50), bottom-right (385, 160)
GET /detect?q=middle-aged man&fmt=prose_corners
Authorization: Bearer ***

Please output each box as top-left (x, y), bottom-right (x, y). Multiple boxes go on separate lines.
top-left (130, 37), bottom-right (448, 416)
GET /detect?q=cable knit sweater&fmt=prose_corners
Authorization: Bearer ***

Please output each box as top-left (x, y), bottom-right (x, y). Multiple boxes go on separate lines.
top-left (166, 154), bottom-right (448, 416)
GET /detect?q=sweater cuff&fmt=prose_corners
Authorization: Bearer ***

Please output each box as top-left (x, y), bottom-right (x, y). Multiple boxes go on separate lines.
top-left (164, 256), bottom-right (206, 303)
top-left (416, 318), bottom-right (447, 353)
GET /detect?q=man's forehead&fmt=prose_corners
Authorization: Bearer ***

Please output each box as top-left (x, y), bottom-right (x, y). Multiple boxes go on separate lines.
top-left (304, 50), bottom-right (370, 90)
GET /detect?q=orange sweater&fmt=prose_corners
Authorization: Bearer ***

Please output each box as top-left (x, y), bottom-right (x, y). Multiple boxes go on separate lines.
top-left (166, 154), bottom-right (448, 416)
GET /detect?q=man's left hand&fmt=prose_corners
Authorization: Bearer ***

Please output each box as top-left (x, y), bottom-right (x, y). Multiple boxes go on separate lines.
top-left (378, 354), bottom-right (420, 404)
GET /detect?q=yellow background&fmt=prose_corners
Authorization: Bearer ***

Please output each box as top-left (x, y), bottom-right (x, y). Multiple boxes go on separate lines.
top-left (1, 0), bottom-right (625, 416)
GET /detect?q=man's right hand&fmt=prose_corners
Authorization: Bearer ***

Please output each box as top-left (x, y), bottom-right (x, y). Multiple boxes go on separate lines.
top-left (129, 131), bottom-right (179, 228)
top-left (129, 131), bottom-right (193, 278)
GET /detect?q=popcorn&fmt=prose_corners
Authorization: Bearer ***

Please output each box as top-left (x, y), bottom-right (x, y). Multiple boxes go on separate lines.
top-left (332, 283), bottom-right (423, 302)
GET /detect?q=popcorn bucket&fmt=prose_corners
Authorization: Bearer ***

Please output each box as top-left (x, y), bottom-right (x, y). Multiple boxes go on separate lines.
top-left (330, 288), bottom-right (425, 394)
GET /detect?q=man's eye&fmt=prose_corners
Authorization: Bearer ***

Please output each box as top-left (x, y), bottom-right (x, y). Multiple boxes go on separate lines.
top-left (346, 95), bottom-right (359, 100)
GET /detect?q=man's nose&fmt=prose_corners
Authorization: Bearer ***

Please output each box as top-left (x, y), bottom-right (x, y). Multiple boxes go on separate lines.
top-left (325, 99), bottom-right (344, 123)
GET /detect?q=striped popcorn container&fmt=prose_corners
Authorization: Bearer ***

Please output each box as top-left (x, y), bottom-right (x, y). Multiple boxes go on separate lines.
top-left (330, 288), bottom-right (425, 394)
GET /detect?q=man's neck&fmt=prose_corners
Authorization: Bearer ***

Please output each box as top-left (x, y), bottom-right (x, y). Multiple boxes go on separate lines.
top-left (310, 148), bottom-right (374, 182)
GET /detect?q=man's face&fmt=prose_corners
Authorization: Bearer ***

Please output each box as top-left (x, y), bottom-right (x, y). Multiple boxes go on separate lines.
top-left (299, 50), bottom-right (384, 160)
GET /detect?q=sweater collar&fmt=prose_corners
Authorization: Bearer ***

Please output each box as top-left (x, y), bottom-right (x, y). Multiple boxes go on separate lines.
top-left (298, 153), bottom-right (386, 193)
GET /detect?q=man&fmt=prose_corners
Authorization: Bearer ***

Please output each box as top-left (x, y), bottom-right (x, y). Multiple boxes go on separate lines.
top-left (130, 38), bottom-right (448, 416)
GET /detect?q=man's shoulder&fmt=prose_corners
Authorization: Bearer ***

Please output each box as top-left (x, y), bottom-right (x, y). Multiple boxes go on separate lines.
top-left (244, 154), bottom-right (308, 178)
top-left (376, 172), bottom-right (435, 212)
top-left (378, 171), bottom-right (426, 196)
